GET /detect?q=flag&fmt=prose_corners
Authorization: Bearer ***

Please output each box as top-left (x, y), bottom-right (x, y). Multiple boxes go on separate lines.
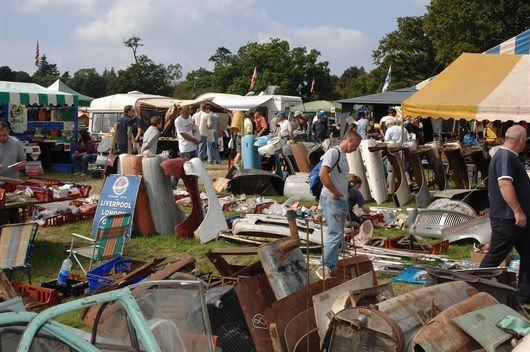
top-left (310, 77), bottom-right (315, 93)
top-left (382, 65), bottom-right (391, 92)
top-left (250, 66), bottom-right (257, 89)
top-left (35, 41), bottom-right (39, 67)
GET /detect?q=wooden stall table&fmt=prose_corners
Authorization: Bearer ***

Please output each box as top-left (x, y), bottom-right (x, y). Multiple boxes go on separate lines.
top-left (0, 193), bottom-right (42, 225)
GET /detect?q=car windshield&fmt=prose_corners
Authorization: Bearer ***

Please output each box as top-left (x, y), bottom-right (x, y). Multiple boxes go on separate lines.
top-left (91, 280), bottom-right (215, 352)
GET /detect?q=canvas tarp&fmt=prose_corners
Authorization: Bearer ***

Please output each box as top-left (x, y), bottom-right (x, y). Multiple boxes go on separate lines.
top-left (0, 81), bottom-right (78, 106)
top-left (290, 100), bottom-right (341, 113)
top-left (402, 53), bottom-right (530, 122)
top-left (48, 79), bottom-right (93, 106)
top-left (337, 87), bottom-right (417, 106)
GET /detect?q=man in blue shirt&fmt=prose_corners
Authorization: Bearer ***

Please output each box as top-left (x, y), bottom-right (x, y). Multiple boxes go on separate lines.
top-left (311, 112), bottom-right (328, 143)
top-left (480, 124), bottom-right (530, 304)
top-left (117, 105), bottom-right (142, 153)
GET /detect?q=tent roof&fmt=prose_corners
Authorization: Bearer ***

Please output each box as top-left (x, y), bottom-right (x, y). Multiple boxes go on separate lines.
top-left (337, 87), bottom-right (417, 105)
top-left (290, 100), bottom-right (341, 113)
top-left (402, 53), bottom-right (530, 122)
top-left (48, 79), bottom-right (93, 106)
top-left (0, 81), bottom-right (78, 106)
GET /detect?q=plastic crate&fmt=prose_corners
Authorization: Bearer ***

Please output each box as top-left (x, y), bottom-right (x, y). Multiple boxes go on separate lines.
top-left (11, 282), bottom-right (61, 309)
top-left (50, 163), bottom-right (74, 173)
top-left (41, 211), bottom-right (77, 227)
top-left (86, 257), bottom-right (148, 292)
top-left (41, 273), bottom-right (88, 298)
top-left (16, 185), bottom-right (53, 202)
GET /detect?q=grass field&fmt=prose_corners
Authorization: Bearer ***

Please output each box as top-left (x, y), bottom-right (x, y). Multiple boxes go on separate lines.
top-left (8, 164), bottom-right (477, 327)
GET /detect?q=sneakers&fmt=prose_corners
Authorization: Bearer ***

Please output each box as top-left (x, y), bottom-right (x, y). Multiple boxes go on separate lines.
top-left (315, 266), bottom-right (333, 280)
top-left (74, 172), bottom-right (82, 175)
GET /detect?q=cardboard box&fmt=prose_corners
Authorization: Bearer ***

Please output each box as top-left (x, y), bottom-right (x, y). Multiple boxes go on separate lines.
top-left (470, 250), bottom-right (513, 268)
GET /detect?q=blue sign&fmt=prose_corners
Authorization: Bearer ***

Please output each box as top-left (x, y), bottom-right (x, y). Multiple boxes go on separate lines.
top-left (91, 174), bottom-right (141, 237)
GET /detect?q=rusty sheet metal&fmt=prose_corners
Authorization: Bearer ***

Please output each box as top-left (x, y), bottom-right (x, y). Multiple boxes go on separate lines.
top-left (419, 144), bottom-right (447, 191)
top-left (291, 143), bottom-right (312, 173)
top-left (371, 281), bottom-right (479, 346)
top-left (264, 278), bottom-right (345, 352)
top-left (453, 304), bottom-right (528, 352)
top-left (206, 247), bottom-right (263, 277)
top-left (284, 307), bottom-right (319, 352)
top-left (235, 274), bottom-right (276, 352)
top-left (386, 147), bottom-right (412, 207)
top-left (423, 265), bottom-right (524, 314)
top-left (333, 255), bottom-right (375, 282)
top-left (381, 234), bottom-right (449, 255)
top-left (409, 292), bottom-right (498, 352)
top-left (441, 215), bottom-right (492, 244)
top-left (257, 238), bottom-right (313, 301)
top-left (443, 144), bottom-right (470, 189)
top-left (348, 282), bottom-right (394, 307)
top-left (312, 272), bottom-right (375, 342)
top-left (324, 306), bottom-right (406, 351)
top-left (403, 147), bottom-right (433, 208)
top-left (463, 145), bottom-right (490, 186)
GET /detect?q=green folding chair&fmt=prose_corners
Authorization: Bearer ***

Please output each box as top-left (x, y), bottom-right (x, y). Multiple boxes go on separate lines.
top-left (0, 221), bottom-right (39, 284)
top-left (68, 213), bottom-right (132, 275)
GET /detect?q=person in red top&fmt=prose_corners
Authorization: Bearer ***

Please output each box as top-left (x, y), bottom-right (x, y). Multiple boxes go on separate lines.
top-left (253, 111), bottom-right (269, 137)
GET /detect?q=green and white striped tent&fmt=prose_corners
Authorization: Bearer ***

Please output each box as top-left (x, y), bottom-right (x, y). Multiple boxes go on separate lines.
top-left (0, 81), bottom-right (78, 106)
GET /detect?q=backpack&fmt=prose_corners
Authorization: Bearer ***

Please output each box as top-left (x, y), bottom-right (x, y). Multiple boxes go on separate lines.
top-left (309, 147), bottom-right (342, 200)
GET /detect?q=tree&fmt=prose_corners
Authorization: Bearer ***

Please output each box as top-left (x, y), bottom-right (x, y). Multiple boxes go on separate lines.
top-left (70, 68), bottom-right (107, 98)
top-left (424, 0), bottom-right (530, 67)
top-left (102, 68), bottom-right (119, 95)
top-left (372, 16), bottom-right (439, 89)
top-left (335, 66), bottom-right (367, 98)
top-left (203, 38), bottom-right (333, 100)
top-left (209, 47), bottom-right (232, 64)
top-left (0, 66), bottom-right (32, 82)
top-left (123, 36), bottom-right (144, 64)
top-left (32, 55), bottom-right (60, 87)
top-left (114, 55), bottom-right (175, 96)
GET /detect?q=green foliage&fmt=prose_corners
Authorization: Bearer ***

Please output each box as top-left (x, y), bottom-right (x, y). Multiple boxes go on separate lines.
top-left (123, 36), bottom-right (144, 63)
top-left (0, 66), bottom-right (32, 82)
top-left (69, 68), bottom-right (107, 98)
top-left (373, 16), bottom-right (440, 89)
top-left (424, 0), bottom-right (530, 67)
top-left (32, 55), bottom-right (60, 87)
top-left (113, 56), bottom-right (175, 96)
top-left (205, 38), bottom-right (333, 100)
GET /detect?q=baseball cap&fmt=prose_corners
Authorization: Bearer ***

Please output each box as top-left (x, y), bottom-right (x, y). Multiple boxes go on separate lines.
top-left (277, 111), bottom-right (286, 117)
top-left (294, 111), bottom-right (302, 116)
top-left (317, 112), bottom-right (327, 119)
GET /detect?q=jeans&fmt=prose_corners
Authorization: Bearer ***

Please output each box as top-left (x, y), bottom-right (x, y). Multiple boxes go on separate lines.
top-left (72, 153), bottom-right (96, 174)
top-left (480, 217), bottom-right (530, 302)
top-left (198, 135), bottom-right (208, 161)
top-left (319, 194), bottom-right (349, 272)
top-left (207, 140), bottom-right (221, 164)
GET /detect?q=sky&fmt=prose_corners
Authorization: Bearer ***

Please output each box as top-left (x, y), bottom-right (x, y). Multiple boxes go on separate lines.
top-left (0, 0), bottom-right (428, 79)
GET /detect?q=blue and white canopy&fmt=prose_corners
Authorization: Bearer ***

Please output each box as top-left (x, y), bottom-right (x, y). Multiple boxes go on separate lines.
top-left (0, 81), bottom-right (78, 106)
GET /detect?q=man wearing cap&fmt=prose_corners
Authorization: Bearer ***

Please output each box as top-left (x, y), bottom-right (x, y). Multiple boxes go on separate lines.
top-left (312, 112), bottom-right (329, 143)
top-left (274, 111), bottom-right (292, 145)
top-left (294, 111), bottom-right (308, 132)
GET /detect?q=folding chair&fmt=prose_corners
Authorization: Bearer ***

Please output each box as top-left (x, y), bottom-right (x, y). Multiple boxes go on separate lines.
top-left (68, 213), bottom-right (132, 275)
top-left (0, 221), bottom-right (39, 284)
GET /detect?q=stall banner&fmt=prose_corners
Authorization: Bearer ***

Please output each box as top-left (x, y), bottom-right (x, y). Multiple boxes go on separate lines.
top-left (8, 103), bottom-right (27, 133)
top-left (91, 174), bottom-right (141, 237)
top-left (25, 161), bottom-right (44, 176)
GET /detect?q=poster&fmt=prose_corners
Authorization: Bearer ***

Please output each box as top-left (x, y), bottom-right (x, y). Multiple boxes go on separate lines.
top-left (91, 174), bottom-right (141, 237)
top-left (9, 104), bottom-right (28, 133)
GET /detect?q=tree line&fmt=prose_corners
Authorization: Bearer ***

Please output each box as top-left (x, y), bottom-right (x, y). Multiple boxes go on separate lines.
top-left (1, 0), bottom-right (527, 102)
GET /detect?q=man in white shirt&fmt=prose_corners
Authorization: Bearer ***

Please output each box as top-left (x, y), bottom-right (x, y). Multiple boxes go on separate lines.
top-left (175, 105), bottom-right (200, 159)
top-left (192, 103), bottom-right (211, 161)
top-left (379, 108), bottom-right (397, 137)
top-left (384, 117), bottom-right (408, 145)
top-left (274, 111), bottom-right (292, 145)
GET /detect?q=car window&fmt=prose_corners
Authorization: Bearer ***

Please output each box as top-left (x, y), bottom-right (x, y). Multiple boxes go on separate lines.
top-left (0, 327), bottom-right (76, 352)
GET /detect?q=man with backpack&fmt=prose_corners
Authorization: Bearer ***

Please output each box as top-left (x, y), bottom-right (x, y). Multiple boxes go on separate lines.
top-left (315, 130), bottom-right (361, 280)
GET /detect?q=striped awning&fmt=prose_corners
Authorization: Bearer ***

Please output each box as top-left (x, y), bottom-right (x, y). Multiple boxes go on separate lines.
top-left (402, 53), bottom-right (530, 122)
top-left (0, 81), bottom-right (78, 106)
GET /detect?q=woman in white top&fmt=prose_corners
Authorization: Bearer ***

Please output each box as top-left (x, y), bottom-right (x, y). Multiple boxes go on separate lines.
top-left (141, 116), bottom-right (162, 156)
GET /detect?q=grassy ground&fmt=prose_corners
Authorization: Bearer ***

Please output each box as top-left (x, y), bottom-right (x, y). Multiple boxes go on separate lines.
top-left (10, 164), bottom-right (476, 326)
